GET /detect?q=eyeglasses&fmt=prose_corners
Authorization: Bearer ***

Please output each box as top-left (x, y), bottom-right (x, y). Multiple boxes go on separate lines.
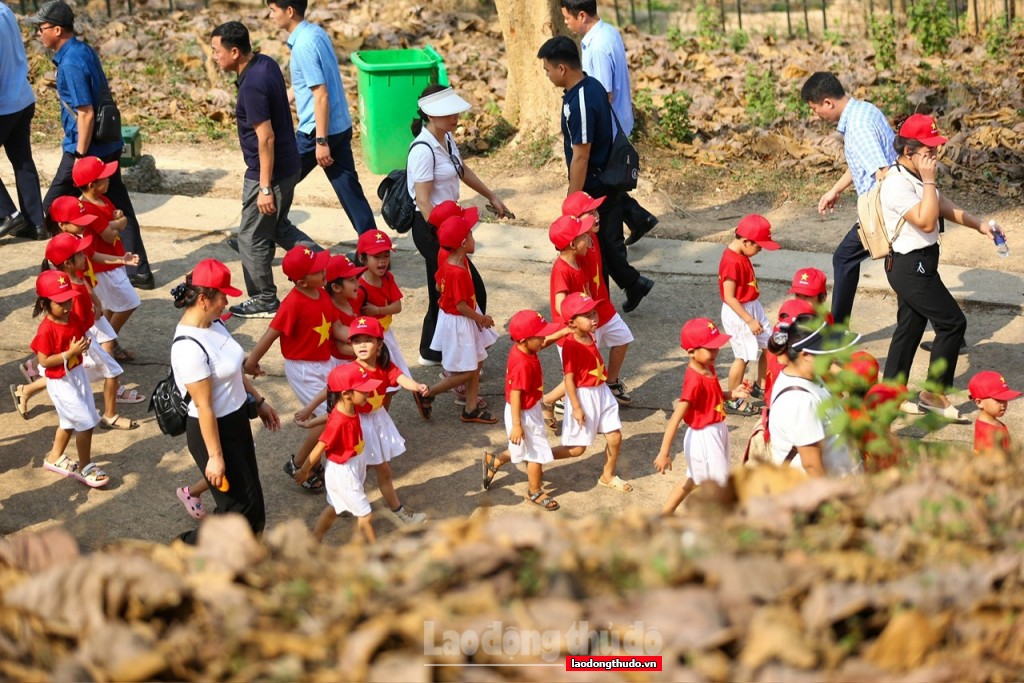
top-left (37, 24), bottom-right (56, 33)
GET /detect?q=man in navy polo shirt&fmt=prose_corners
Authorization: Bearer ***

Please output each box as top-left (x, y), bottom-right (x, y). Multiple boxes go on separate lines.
top-left (211, 21), bottom-right (320, 318)
top-left (266, 0), bottom-right (375, 236)
top-left (29, 0), bottom-right (153, 287)
top-left (538, 35), bottom-right (653, 313)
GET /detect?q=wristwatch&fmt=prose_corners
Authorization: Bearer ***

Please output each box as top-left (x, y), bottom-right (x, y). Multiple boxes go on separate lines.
top-left (259, 186), bottom-right (272, 196)
top-left (315, 136), bottom-right (328, 146)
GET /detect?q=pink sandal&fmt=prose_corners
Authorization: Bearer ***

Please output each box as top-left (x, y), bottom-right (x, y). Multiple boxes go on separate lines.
top-left (176, 486), bottom-right (206, 520)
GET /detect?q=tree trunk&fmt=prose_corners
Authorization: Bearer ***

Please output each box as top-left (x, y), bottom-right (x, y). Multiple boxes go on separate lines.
top-left (494, 0), bottom-right (567, 138)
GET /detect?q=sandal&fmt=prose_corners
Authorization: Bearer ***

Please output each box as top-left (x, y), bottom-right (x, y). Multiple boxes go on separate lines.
top-left (461, 406), bottom-right (498, 424)
top-left (607, 380), bottom-right (632, 405)
top-left (10, 384), bottom-right (27, 420)
top-left (100, 414), bottom-right (139, 430)
top-left (482, 451), bottom-right (502, 490)
top-left (43, 453), bottom-right (79, 478)
top-left (724, 398), bottom-right (759, 417)
top-left (413, 392), bottom-right (433, 420)
top-left (19, 359), bottom-right (38, 383)
top-left (598, 475), bottom-right (634, 492)
top-left (526, 488), bottom-right (560, 511)
top-left (112, 344), bottom-right (135, 362)
top-left (541, 401), bottom-right (558, 432)
top-left (917, 399), bottom-right (967, 423)
top-left (283, 456), bottom-right (324, 491)
top-left (76, 462), bottom-right (109, 488)
top-left (176, 486), bottom-right (206, 520)
top-left (749, 383), bottom-right (765, 400)
top-left (116, 387), bottom-right (146, 404)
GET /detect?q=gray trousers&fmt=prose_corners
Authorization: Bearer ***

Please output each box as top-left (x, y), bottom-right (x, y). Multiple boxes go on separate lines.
top-left (239, 173), bottom-right (318, 303)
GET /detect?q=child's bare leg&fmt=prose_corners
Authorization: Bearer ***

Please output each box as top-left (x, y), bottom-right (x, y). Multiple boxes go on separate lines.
top-left (356, 513), bottom-right (376, 544)
top-left (599, 430), bottom-right (631, 490)
top-left (606, 343), bottom-right (629, 385)
top-left (188, 478), bottom-right (209, 496)
top-left (106, 309), bottom-right (135, 335)
top-left (527, 462), bottom-right (544, 494)
top-left (102, 377), bottom-right (118, 419)
top-left (463, 370), bottom-right (482, 412)
top-left (14, 377), bottom-right (46, 413)
top-left (102, 340), bottom-right (117, 356)
top-left (47, 427), bottom-right (73, 463)
top-left (727, 358), bottom-right (748, 392)
top-left (74, 429), bottom-right (94, 469)
top-left (373, 462), bottom-right (401, 510)
top-left (428, 370), bottom-right (474, 396)
top-left (756, 351), bottom-right (768, 386)
top-left (542, 381), bottom-right (565, 408)
top-left (313, 506), bottom-right (337, 543)
top-left (662, 477), bottom-right (697, 516)
top-left (293, 429), bottom-right (322, 469)
top-left (551, 445), bottom-right (586, 459)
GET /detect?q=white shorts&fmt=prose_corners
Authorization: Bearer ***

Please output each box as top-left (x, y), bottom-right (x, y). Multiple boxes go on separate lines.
top-left (430, 309), bottom-right (499, 373)
top-left (358, 408), bottom-right (406, 466)
top-left (324, 456), bottom-right (372, 517)
top-left (505, 402), bottom-right (554, 464)
top-left (284, 358), bottom-right (333, 417)
top-left (682, 421), bottom-right (730, 486)
top-left (721, 300), bottom-right (770, 362)
top-left (46, 365), bottom-right (100, 432)
top-left (83, 327), bottom-right (123, 382)
top-left (383, 328), bottom-right (412, 394)
top-left (93, 316), bottom-right (118, 344)
top-left (595, 313), bottom-right (634, 349)
top-left (93, 268), bottom-right (141, 313)
top-left (561, 384), bottom-right (622, 447)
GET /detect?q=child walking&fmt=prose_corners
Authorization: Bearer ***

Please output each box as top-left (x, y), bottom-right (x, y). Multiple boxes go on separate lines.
top-left (719, 214), bottom-right (779, 416)
top-left (325, 253), bottom-right (366, 365)
top-left (969, 371), bottom-right (1020, 454)
top-left (31, 270), bottom-right (108, 487)
top-left (653, 318), bottom-right (749, 514)
top-left (356, 230), bottom-right (413, 389)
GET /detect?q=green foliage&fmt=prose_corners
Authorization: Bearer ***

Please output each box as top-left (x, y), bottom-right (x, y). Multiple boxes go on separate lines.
top-left (744, 65), bottom-right (780, 128)
top-left (695, 0), bottom-right (723, 49)
top-left (667, 26), bottom-right (687, 50)
top-left (984, 16), bottom-right (1010, 58)
top-left (872, 81), bottom-right (910, 120)
top-left (783, 88), bottom-right (809, 119)
top-left (661, 91), bottom-right (695, 142)
top-left (907, 0), bottom-right (956, 56)
top-left (823, 28), bottom-right (845, 46)
top-left (871, 15), bottom-right (898, 72)
top-left (729, 29), bottom-right (750, 52)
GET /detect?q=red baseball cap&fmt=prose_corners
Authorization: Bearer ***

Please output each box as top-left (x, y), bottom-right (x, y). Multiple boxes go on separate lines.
top-left (898, 114), bottom-right (948, 147)
top-left (72, 156), bottom-right (118, 187)
top-left (326, 254), bottom-right (365, 281)
top-left (864, 382), bottom-right (908, 410)
top-left (509, 310), bottom-right (563, 342)
top-left (437, 215), bottom-right (477, 250)
top-left (549, 215), bottom-right (595, 251)
top-left (356, 229), bottom-right (395, 255)
top-left (680, 317), bottom-right (731, 350)
top-left (560, 292), bottom-right (598, 321)
top-left (35, 270), bottom-right (81, 302)
top-left (788, 267), bottom-right (827, 297)
top-left (192, 258), bottom-right (242, 297)
top-left (968, 371), bottom-right (1022, 401)
top-left (49, 196), bottom-right (97, 226)
top-left (777, 298), bottom-right (816, 323)
top-left (844, 350), bottom-right (880, 385)
top-left (327, 362), bottom-right (383, 393)
top-left (736, 214), bottom-right (780, 250)
top-left (45, 232), bottom-right (93, 266)
top-left (282, 246), bottom-right (330, 281)
top-left (428, 200), bottom-right (479, 231)
top-left (349, 316), bottom-right (385, 339)
top-left (561, 191), bottom-right (605, 218)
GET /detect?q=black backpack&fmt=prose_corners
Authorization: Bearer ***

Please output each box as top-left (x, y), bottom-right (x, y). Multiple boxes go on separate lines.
top-left (598, 109), bottom-right (640, 192)
top-left (149, 336), bottom-right (208, 436)
top-left (377, 140), bottom-right (433, 233)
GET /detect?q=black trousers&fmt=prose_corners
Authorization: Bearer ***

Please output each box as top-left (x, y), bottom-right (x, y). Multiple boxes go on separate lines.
top-left (0, 103), bottom-right (44, 229)
top-left (621, 194), bottom-right (655, 232)
top-left (584, 182), bottom-right (640, 293)
top-left (180, 404), bottom-right (266, 544)
top-left (43, 150), bottom-right (151, 277)
top-left (411, 212), bottom-right (486, 361)
top-left (831, 223), bottom-right (870, 325)
top-left (882, 243), bottom-right (965, 390)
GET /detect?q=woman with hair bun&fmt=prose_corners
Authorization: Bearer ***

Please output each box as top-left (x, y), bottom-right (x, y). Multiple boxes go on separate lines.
top-left (170, 259), bottom-right (280, 543)
top-left (766, 314), bottom-right (862, 478)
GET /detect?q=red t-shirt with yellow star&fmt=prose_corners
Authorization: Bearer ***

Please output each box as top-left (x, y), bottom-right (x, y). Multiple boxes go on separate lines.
top-left (718, 248), bottom-right (759, 303)
top-left (30, 311), bottom-right (88, 379)
top-left (330, 296), bottom-right (362, 362)
top-left (437, 259), bottom-right (477, 315)
top-left (505, 345), bottom-right (544, 409)
top-left (69, 279), bottom-right (95, 330)
top-left (319, 408), bottom-right (365, 464)
top-left (549, 257), bottom-right (590, 326)
top-left (270, 287), bottom-right (340, 361)
top-left (680, 365), bottom-right (726, 429)
top-left (579, 236), bottom-right (616, 326)
top-left (354, 361), bottom-right (402, 414)
top-left (975, 420), bottom-right (1011, 453)
top-left (562, 334), bottom-right (607, 388)
top-left (359, 272), bottom-right (403, 330)
top-left (81, 195), bottom-right (126, 274)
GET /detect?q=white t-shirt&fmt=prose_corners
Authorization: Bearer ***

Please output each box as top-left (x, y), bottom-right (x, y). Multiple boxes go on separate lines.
top-left (880, 165), bottom-right (940, 254)
top-left (171, 321), bottom-right (247, 418)
top-left (406, 128), bottom-right (463, 206)
top-left (768, 371), bottom-right (861, 477)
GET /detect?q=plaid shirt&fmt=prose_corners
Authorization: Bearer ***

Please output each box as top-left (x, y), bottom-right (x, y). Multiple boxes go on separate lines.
top-left (837, 98), bottom-right (896, 196)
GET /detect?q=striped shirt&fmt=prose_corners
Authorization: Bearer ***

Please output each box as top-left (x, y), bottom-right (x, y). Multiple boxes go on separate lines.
top-left (836, 98), bottom-right (896, 196)
top-left (560, 75), bottom-right (613, 178)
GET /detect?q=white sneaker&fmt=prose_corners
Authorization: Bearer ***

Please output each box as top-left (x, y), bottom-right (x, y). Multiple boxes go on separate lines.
top-left (418, 355), bottom-right (442, 367)
top-left (390, 505), bottom-right (427, 525)
top-left (553, 399), bottom-right (565, 415)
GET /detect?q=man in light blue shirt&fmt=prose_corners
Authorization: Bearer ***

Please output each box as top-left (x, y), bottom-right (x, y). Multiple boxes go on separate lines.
top-left (560, 0), bottom-right (658, 247)
top-left (267, 0), bottom-right (375, 236)
top-left (0, 2), bottom-right (44, 240)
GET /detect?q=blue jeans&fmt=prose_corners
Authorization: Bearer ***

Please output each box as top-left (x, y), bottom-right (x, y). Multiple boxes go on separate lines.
top-left (296, 128), bottom-right (376, 236)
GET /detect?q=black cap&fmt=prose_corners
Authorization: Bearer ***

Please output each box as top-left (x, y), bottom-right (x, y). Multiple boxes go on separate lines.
top-left (28, 0), bottom-right (75, 29)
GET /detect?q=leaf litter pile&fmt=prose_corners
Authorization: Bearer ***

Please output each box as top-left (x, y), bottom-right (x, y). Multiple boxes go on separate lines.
top-left (22, 1), bottom-right (1024, 197)
top-left (1, 449), bottom-right (1022, 681)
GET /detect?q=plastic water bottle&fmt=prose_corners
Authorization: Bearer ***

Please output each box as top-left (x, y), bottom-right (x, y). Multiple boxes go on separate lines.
top-left (991, 220), bottom-right (1009, 258)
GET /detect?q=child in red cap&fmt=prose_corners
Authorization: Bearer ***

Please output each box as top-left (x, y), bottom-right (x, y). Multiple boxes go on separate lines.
top-left (356, 230), bottom-right (413, 392)
top-left (245, 245), bottom-right (343, 490)
top-left (848, 382), bottom-right (906, 471)
top-left (654, 318), bottom-right (749, 514)
top-left (324, 254), bottom-right (367, 364)
top-left (969, 371), bottom-right (1020, 454)
top-left (483, 310), bottom-right (580, 511)
top-left (719, 214), bottom-right (779, 416)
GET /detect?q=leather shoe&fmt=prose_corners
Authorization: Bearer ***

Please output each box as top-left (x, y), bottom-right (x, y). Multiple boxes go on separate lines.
top-left (0, 214), bottom-right (29, 239)
top-left (622, 276), bottom-right (654, 313)
top-left (624, 214), bottom-right (658, 246)
top-left (129, 273), bottom-right (155, 290)
top-left (919, 339), bottom-right (968, 354)
top-left (226, 237), bottom-right (239, 253)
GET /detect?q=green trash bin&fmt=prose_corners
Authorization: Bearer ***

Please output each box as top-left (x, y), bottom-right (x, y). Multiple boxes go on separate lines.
top-left (351, 46), bottom-right (449, 174)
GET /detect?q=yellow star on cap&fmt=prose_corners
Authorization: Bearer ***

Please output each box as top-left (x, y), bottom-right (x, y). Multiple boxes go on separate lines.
top-left (57, 275), bottom-right (67, 286)
top-left (589, 361), bottom-right (608, 383)
top-left (707, 321), bottom-right (717, 331)
top-left (367, 391), bottom-right (386, 411)
top-left (356, 317), bottom-right (367, 326)
top-left (799, 273), bottom-right (809, 282)
top-left (313, 313), bottom-right (331, 346)
top-left (304, 248), bottom-right (312, 257)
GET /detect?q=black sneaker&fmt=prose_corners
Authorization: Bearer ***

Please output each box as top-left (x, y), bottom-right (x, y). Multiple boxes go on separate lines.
top-left (230, 297), bottom-right (280, 318)
top-left (0, 213), bottom-right (28, 239)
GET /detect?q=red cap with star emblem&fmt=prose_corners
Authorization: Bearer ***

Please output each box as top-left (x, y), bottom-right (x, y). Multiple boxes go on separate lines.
top-left (777, 299), bottom-right (816, 324)
top-left (49, 196), bottom-right (98, 227)
top-left (561, 191), bottom-right (605, 218)
top-left (680, 317), bottom-right (731, 350)
top-left (45, 232), bottom-right (93, 266)
top-left (35, 269), bottom-right (82, 303)
top-left (736, 214), bottom-right (780, 250)
top-left (349, 316), bottom-right (385, 340)
top-left (865, 382), bottom-right (908, 410)
top-left (71, 156), bottom-right (118, 187)
top-left (898, 114), bottom-right (948, 147)
top-left (549, 215), bottom-right (596, 251)
top-left (192, 258), bottom-right (243, 297)
top-left (326, 254), bottom-right (366, 281)
top-left (509, 309), bottom-right (563, 342)
top-left (327, 362), bottom-right (383, 393)
top-left (968, 370), bottom-right (1021, 401)
top-left (437, 215), bottom-right (478, 250)
top-left (282, 246), bottom-right (330, 281)
top-left (844, 350), bottom-right (879, 386)
top-left (428, 200), bottom-right (479, 230)
top-left (788, 267), bottom-right (828, 297)
top-left (560, 292), bottom-right (598, 321)
top-left (356, 230), bottom-right (396, 255)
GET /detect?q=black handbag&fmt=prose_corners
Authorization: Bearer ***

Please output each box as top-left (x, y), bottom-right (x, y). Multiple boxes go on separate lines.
top-left (597, 110), bottom-right (640, 192)
top-left (149, 337), bottom-right (208, 436)
top-left (60, 82), bottom-right (122, 145)
top-left (378, 140), bottom-right (433, 234)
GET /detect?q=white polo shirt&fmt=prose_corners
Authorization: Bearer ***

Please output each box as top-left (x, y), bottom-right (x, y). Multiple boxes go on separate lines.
top-left (406, 129), bottom-right (463, 207)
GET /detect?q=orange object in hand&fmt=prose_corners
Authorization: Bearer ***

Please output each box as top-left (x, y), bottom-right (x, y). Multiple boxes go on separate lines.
top-left (216, 476), bottom-right (230, 492)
